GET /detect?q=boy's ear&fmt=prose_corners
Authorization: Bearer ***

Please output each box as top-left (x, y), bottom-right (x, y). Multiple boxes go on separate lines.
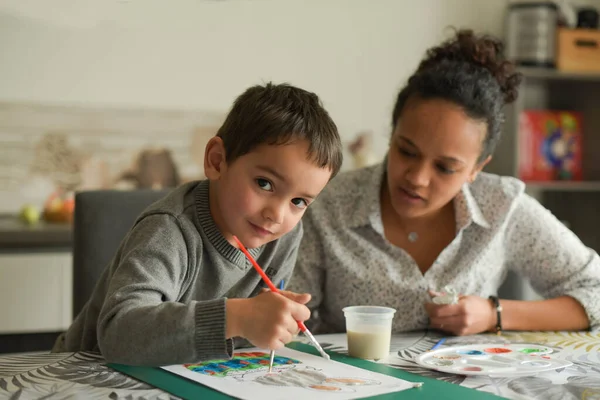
top-left (204, 137), bottom-right (227, 180)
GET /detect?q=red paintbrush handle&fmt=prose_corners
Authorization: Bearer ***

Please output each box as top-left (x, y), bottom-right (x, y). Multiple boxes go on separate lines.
top-left (233, 236), bottom-right (278, 292)
top-left (297, 321), bottom-right (307, 332)
top-left (233, 235), bottom-right (309, 332)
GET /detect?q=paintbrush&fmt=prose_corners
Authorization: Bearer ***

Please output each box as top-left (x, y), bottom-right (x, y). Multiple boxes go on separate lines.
top-left (232, 235), bottom-right (331, 361)
top-left (268, 280), bottom-right (285, 373)
top-left (430, 337), bottom-right (447, 351)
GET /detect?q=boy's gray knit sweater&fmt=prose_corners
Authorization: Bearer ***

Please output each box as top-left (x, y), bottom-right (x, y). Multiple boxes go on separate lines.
top-left (53, 180), bottom-right (302, 366)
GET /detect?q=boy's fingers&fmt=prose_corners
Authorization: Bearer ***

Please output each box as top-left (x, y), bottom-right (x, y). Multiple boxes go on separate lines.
top-left (290, 302), bottom-right (311, 322)
top-left (284, 322), bottom-right (299, 339)
top-left (279, 290), bottom-right (312, 304)
top-left (293, 293), bottom-right (311, 305)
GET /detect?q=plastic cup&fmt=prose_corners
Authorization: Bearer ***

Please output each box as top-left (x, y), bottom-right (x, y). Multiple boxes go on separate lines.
top-left (342, 306), bottom-right (396, 360)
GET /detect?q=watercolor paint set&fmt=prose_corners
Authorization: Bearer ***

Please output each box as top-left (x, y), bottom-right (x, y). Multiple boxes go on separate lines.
top-left (415, 343), bottom-right (572, 377)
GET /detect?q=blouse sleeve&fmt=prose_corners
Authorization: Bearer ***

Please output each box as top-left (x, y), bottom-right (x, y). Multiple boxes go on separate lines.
top-left (505, 193), bottom-right (600, 330)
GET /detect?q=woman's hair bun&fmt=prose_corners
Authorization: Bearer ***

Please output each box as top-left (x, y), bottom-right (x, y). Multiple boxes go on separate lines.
top-left (416, 29), bottom-right (522, 104)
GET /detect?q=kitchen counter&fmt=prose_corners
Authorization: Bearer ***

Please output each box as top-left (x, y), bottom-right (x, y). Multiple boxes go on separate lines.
top-left (0, 215), bottom-right (72, 250)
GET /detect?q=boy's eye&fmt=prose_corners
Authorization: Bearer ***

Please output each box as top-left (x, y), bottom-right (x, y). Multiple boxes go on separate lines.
top-left (291, 198), bottom-right (308, 209)
top-left (437, 164), bottom-right (456, 175)
top-left (256, 178), bottom-right (273, 191)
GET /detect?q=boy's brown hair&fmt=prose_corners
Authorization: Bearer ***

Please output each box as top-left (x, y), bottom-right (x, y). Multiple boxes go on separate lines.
top-left (217, 82), bottom-right (343, 178)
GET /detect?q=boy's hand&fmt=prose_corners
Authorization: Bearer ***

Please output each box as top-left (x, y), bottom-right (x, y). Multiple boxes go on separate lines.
top-left (259, 288), bottom-right (311, 305)
top-left (226, 291), bottom-right (311, 349)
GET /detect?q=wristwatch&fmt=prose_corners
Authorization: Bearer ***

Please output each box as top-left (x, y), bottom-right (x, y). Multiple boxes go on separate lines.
top-left (488, 295), bottom-right (502, 335)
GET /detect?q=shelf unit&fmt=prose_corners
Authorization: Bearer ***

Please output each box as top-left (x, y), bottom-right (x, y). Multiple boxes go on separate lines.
top-left (487, 67), bottom-right (600, 251)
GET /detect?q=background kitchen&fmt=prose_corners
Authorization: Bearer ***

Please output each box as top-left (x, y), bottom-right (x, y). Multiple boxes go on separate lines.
top-left (1, 0), bottom-right (599, 353)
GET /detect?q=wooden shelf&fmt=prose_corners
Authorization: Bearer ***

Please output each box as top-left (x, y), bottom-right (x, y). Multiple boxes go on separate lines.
top-left (487, 59), bottom-right (600, 252)
top-left (517, 67), bottom-right (600, 82)
top-left (525, 181), bottom-right (600, 191)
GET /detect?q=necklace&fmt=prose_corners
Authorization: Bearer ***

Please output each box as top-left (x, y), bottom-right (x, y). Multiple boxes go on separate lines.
top-left (408, 232), bottom-right (419, 242)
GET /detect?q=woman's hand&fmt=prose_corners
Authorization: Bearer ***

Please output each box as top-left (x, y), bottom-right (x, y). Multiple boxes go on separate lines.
top-left (424, 290), bottom-right (496, 336)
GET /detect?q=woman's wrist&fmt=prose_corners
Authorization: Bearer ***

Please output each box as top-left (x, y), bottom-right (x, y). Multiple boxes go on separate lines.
top-left (488, 296), bottom-right (502, 334)
top-left (485, 297), bottom-right (496, 332)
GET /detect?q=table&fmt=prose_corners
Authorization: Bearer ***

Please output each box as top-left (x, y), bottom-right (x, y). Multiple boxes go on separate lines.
top-left (0, 214), bottom-right (71, 250)
top-left (1, 331), bottom-right (598, 399)
top-left (313, 330), bottom-right (600, 400)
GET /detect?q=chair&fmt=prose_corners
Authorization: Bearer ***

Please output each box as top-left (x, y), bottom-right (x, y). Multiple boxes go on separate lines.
top-left (72, 189), bottom-right (171, 318)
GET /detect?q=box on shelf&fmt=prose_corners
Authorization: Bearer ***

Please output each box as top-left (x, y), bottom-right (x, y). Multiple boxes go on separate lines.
top-left (557, 28), bottom-right (600, 73)
top-left (518, 110), bottom-right (583, 182)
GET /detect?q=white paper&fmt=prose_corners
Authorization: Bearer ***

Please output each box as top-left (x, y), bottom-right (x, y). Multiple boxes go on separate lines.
top-left (161, 347), bottom-right (417, 400)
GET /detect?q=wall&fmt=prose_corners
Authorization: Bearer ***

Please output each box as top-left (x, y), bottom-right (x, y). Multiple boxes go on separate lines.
top-left (0, 0), bottom-right (510, 167)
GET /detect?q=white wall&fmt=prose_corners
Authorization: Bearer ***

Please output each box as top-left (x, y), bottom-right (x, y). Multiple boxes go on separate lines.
top-left (0, 0), bottom-right (511, 163)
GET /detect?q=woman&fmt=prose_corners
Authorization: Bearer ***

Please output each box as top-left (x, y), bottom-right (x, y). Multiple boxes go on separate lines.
top-left (289, 30), bottom-right (600, 336)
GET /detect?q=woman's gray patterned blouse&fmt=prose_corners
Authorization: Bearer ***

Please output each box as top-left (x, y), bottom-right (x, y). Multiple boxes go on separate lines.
top-left (288, 162), bottom-right (600, 334)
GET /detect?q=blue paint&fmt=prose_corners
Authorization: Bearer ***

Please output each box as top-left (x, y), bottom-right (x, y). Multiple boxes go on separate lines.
top-left (457, 350), bottom-right (485, 356)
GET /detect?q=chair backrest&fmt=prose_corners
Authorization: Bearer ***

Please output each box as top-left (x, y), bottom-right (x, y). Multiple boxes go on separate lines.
top-left (72, 189), bottom-right (171, 318)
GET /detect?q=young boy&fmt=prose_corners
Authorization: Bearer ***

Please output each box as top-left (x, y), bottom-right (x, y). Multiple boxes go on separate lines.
top-left (52, 83), bottom-right (343, 366)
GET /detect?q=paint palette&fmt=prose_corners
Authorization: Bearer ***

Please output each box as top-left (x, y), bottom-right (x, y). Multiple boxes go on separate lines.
top-left (415, 343), bottom-right (572, 377)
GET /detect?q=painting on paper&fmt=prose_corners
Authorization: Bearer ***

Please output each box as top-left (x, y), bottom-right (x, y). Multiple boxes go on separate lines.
top-left (162, 347), bottom-right (416, 400)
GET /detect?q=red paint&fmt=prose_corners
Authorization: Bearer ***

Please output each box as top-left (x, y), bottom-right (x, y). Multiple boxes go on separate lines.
top-left (484, 347), bottom-right (512, 354)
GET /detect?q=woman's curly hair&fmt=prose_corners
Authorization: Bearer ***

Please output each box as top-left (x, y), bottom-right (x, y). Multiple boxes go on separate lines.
top-left (392, 29), bottom-right (523, 162)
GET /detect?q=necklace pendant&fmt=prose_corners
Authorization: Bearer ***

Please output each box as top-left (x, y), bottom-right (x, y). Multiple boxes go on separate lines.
top-left (408, 232), bottom-right (418, 242)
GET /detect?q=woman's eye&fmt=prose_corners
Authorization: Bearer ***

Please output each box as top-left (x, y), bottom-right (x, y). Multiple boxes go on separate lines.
top-left (256, 178), bottom-right (273, 191)
top-left (437, 165), bottom-right (455, 175)
top-left (291, 198), bottom-right (308, 209)
top-left (399, 148), bottom-right (416, 157)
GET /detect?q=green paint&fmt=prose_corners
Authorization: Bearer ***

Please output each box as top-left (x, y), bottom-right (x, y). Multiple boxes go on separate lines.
top-left (519, 348), bottom-right (546, 354)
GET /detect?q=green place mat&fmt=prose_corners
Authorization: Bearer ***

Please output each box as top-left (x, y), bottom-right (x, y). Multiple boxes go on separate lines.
top-left (110, 342), bottom-right (505, 399)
